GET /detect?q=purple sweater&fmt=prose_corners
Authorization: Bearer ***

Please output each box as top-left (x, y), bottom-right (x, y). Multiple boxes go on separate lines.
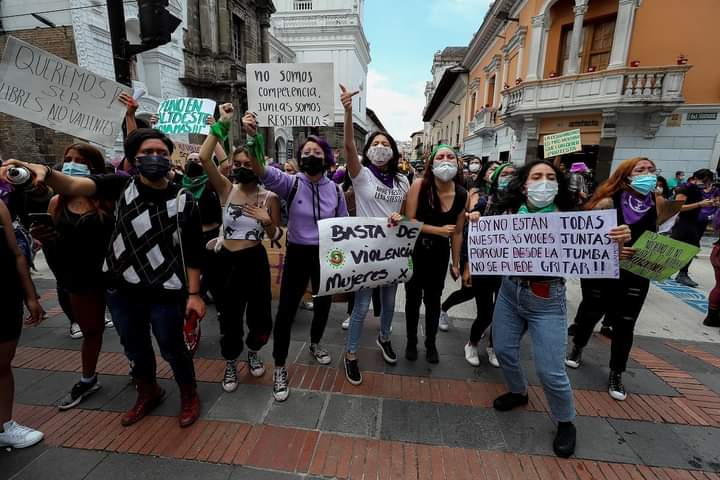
top-left (262, 167), bottom-right (348, 245)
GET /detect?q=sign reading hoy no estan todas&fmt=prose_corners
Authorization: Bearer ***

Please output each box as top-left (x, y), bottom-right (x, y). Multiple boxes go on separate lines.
top-left (0, 36), bottom-right (131, 146)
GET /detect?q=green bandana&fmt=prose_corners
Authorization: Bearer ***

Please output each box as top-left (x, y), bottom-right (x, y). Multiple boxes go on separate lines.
top-left (182, 173), bottom-right (209, 201)
top-left (430, 143), bottom-right (456, 161)
top-left (245, 132), bottom-right (266, 167)
top-left (490, 162), bottom-right (513, 186)
top-left (210, 121), bottom-right (232, 165)
top-left (518, 202), bottom-right (557, 214)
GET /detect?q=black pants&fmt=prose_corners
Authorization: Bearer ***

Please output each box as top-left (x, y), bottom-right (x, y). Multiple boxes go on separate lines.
top-left (347, 289), bottom-right (381, 316)
top-left (672, 220), bottom-right (706, 275)
top-left (469, 276), bottom-right (501, 345)
top-left (200, 227), bottom-right (220, 299)
top-left (57, 286), bottom-right (76, 326)
top-left (215, 244), bottom-right (273, 361)
top-left (273, 243), bottom-right (331, 366)
top-left (571, 271), bottom-right (650, 372)
top-left (405, 242), bottom-right (449, 347)
top-left (441, 285), bottom-right (475, 313)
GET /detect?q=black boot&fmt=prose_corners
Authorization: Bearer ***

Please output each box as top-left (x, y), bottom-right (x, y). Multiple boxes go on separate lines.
top-left (553, 422), bottom-right (576, 458)
top-left (703, 308), bottom-right (720, 327)
top-left (405, 341), bottom-right (418, 361)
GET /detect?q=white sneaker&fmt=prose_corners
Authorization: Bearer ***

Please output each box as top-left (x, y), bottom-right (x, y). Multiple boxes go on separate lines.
top-left (222, 360), bottom-right (238, 393)
top-left (439, 311), bottom-right (450, 332)
top-left (309, 344), bottom-right (332, 365)
top-left (273, 367), bottom-right (289, 402)
top-left (464, 342), bottom-right (480, 366)
top-left (69, 323), bottom-right (83, 339)
top-left (342, 317), bottom-right (351, 330)
top-left (487, 347), bottom-right (500, 368)
top-left (0, 421), bottom-right (43, 448)
top-left (104, 313), bottom-right (114, 328)
top-left (300, 301), bottom-right (314, 311)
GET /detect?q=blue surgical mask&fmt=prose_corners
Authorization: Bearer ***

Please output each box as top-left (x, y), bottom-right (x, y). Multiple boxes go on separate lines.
top-left (62, 162), bottom-right (91, 177)
top-left (629, 174), bottom-right (657, 196)
top-left (497, 177), bottom-right (510, 191)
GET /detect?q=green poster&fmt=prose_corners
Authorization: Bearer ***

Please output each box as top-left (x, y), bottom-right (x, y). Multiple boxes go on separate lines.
top-left (620, 232), bottom-right (701, 281)
top-left (543, 129), bottom-right (582, 158)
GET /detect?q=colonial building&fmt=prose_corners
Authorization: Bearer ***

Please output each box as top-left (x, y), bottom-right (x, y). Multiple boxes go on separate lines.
top-left (410, 130), bottom-right (424, 162)
top-left (457, 0), bottom-right (720, 179)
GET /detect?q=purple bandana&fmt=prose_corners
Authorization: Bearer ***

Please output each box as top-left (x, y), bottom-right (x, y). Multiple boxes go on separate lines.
top-left (367, 163), bottom-right (395, 189)
top-left (621, 191), bottom-right (654, 224)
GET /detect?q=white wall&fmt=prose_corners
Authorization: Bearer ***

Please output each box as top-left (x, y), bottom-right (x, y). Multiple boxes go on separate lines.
top-left (0, 0), bottom-right (72, 31)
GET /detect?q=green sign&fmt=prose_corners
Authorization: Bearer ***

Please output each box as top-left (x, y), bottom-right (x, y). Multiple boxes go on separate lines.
top-left (620, 232), bottom-right (700, 281)
top-left (543, 129), bottom-right (582, 158)
top-left (156, 97), bottom-right (216, 136)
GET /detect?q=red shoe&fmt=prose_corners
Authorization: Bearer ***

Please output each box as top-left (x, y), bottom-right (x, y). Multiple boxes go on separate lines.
top-left (179, 383), bottom-right (200, 428)
top-left (121, 379), bottom-right (165, 427)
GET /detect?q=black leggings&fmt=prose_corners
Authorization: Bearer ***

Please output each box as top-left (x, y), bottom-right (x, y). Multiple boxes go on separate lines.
top-left (214, 244), bottom-right (273, 361)
top-left (572, 272), bottom-right (650, 372)
top-left (469, 276), bottom-right (501, 345)
top-left (200, 227), bottom-right (220, 299)
top-left (441, 285), bottom-right (475, 313)
top-left (58, 286), bottom-right (76, 326)
top-left (347, 289), bottom-right (381, 316)
top-left (405, 245), bottom-right (449, 347)
top-left (273, 243), bottom-right (331, 366)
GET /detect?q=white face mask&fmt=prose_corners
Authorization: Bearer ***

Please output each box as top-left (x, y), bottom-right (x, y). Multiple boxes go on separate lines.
top-left (366, 145), bottom-right (393, 166)
top-left (433, 162), bottom-right (458, 182)
top-left (526, 180), bottom-right (559, 208)
top-left (469, 163), bottom-right (480, 173)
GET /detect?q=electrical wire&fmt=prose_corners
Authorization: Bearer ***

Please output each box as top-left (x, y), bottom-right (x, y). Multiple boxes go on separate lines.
top-left (0, 2), bottom-right (137, 21)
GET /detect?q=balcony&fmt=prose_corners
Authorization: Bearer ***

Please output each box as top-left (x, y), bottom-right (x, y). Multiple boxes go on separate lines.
top-left (501, 65), bottom-right (690, 118)
top-left (467, 108), bottom-right (497, 137)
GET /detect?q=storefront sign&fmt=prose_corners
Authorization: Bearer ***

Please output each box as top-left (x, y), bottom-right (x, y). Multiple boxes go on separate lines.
top-left (542, 129), bottom-right (582, 158)
top-left (156, 97), bottom-right (216, 135)
top-left (686, 112), bottom-right (718, 121)
top-left (467, 210), bottom-right (619, 278)
top-left (619, 232), bottom-right (700, 281)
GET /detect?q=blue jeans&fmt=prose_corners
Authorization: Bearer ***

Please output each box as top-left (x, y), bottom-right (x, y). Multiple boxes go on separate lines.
top-left (346, 284), bottom-right (398, 354)
top-left (107, 289), bottom-right (195, 385)
top-left (492, 277), bottom-right (575, 423)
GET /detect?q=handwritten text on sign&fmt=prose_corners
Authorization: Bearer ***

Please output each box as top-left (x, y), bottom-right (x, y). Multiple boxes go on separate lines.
top-left (543, 129), bottom-right (582, 158)
top-left (246, 63), bottom-right (334, 128)
top-left (468, 211), bottom-right (619, 278)
top-left (156, 97), bottom-right (216, 136)
top-left (0, 36), bottom-right (131, 146)
top-left (318, 218), bottom-right (423, 296)
top-left (620, 232), bottom-right (700, 281)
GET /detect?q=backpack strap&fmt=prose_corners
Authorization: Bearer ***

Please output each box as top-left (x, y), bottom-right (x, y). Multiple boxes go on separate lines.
top-left (287, 176), bottom-right (300, 209)
top-left (335, 183), bottom-right (342, 216)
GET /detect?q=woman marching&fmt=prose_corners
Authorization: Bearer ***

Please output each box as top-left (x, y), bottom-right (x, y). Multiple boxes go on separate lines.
top-left (240, 108), bottom-right (348, 401)
top-left (339, 85), bottom-right (410, 385)
top-left (404, 144), bottom-right (466, 363)
top-left (199, 105), bottom-right (280, 393)
top-left (490, 160), bottom-right (630, 458)
top-left (566, 158), bottom-right (661, 401)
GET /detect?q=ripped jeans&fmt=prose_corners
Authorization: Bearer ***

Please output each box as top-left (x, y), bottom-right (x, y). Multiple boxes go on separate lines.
top-left (571, 272), bottom-right (650, 372)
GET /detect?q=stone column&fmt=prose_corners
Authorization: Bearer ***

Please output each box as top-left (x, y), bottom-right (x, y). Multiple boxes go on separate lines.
top-left (566, 1), bottom-right (589, 75)
top-left (526, 14), bottom-right (547, 81)
top-left (608, 0), bottom-right (639, 69)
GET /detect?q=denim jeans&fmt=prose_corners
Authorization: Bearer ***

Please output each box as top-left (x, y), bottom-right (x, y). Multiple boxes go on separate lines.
top-left (346, 284), bottom-right (398, 353)
top-left (492, 277), bottom-right (575, 423)
top-left (107, 288), bottom-right (195, 385)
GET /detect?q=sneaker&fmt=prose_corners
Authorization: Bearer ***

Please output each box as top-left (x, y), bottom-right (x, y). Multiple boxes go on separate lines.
top-left (222, 360), bottom-right (238, 393)
top-left (344, 357), bottom-right (362, 385)
top-left (58, 378), bottom-right (101, 410)
top-left (675, 273), bottom-right (699, 288)
top-left (341, 317), bottom-right (351, 330)
top-left (553, 422), bottom-right (576, 458)
top-left (376, 336), bottom-right (397, 364)
top-left (405, 343), bottom-right (418, 361)
top-left (273, 367), bottom-right (289, 402)
top-left (599, 326), bottom-right (613, 339)
top-left (104, 314), bottom-right (114, 328)
top-left (493, 392), bottom-right (529, 411)
top-left (486, 347), bottom-right (500, 368)
top-left (247, 351), bottom-right (265, 377)
top-left (565, 346), bottom-right (583, 369)
top-left (69, 323), bottom-right (83, 339)
top-left (0, 421), bottom-right (43, 449)
top-left (426, 343), bottom-right (439, 364)
top-left (464, 342), bottom-right (480, 367)
top-left (309, 344), bottom-right (332, 365)
top-left (300, 301), bottom-right (314, 311)
top-left (439, 311), bottom-right (450, 332)
top-left (608, 371), bottom-right (627, 401)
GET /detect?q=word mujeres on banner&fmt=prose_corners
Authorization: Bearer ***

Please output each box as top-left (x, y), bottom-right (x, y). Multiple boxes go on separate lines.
top-left (317, 218), bottom-right (423, 296)
top-left (620, 231), bottom-right (701, 281)
top-left (468, 210), bottom-right (619, 278)
top-left (156, 97), bottom-right (216, 136)
top-left (246, 63), bottom-right (334, 128)
top-left (0, 36), bottom-right (131, 146)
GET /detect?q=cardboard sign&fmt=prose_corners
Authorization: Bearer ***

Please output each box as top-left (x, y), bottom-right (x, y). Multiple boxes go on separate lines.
top-left (262, 227), bottom-right (287, 299)
top-left (543, 129), bottom-right (582, 158)
top-left (156, 97), bottom-right (216, 135)
top-left (246, 63), bottom-right (333, 128)
top-left (170, 141), bottom-right (201, 166)
top-left (468, 210), bottom-right (619, 278)
top-left (620, 232), bottom-right (700, 281)
top-left (317, 217), bottom-right (423, 296)
top-left (0, 36), bottom-right (131, 146)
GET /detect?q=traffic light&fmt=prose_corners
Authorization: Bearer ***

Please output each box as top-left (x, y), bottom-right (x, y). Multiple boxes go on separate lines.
top-left (137, 0), bottom-right (182, 48)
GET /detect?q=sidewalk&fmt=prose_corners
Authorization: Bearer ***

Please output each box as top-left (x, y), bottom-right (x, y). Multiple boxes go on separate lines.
top-left (2, 255), bottom-right (720, 479)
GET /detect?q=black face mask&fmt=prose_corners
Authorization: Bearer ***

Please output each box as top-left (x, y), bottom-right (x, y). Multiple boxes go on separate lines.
top-left (185, 161), bottom-right (204, 178)
top-left (299, 155), bottom-right (325, 176)
top-left (232, 167), bottom-right (258, 184)
top-left (136, 155), bottom-right (171, 181)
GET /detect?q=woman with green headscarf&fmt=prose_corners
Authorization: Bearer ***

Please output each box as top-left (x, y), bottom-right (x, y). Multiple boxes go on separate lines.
top-left (403, 144), bottom-right (467, 363)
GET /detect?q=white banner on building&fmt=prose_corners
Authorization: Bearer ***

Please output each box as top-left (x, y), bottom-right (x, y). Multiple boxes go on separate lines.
top-left (317, 217), bottom-right (423, 296)
top-left (468, 210), bottom-right (619, 278)
top-left (246, 63), bottom-right (334, 128)
top-left (0, 36), bottom-right (131, 146)
top-left (156, 97), bottom-right (216, 135)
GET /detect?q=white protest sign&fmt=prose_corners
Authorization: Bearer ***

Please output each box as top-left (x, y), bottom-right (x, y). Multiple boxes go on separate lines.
top-left (317, 217), bottom-right (423, 296)
top-left (468, 210), bottom-right (619, 278)
top-left (543, 129), bottom-right (582, 158)
top-left (0, 36), bottom-right (131, 146)
top-left (156, 97), bottom-right (216, 136)
top-left (246, 63), bottom-right (333, 128)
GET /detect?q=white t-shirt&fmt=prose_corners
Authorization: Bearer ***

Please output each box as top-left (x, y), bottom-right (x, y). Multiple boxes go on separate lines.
top-left (351, 166), bottom-right (409, 217)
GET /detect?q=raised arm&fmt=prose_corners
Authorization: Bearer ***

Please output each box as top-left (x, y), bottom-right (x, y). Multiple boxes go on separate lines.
top-left (240, 111), bottom-right (266, 178)
top-left (340, 84), bottom-right (361, 178)
top-left (0, 160), bottom-right (96, 197)
top-left (199, 105), bottom-right (233, 203)
top-left (119, 93), bottom-right (138, 137)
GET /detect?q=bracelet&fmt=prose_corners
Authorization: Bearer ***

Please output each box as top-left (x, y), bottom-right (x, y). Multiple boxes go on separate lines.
top-left (45, 165), bottom-right (53, 178)
top-left (188, 292), bottom-right (201, 296)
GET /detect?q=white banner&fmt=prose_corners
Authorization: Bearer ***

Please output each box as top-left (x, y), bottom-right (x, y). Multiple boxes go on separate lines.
top-left (246, 63), bottom-right (334, 128)
top-left (468, 210), bottom-right (619, 278)
top-left (156, 97), bottom-right (216, 136)
top-left (0, 36), bottom-right (131, 146)
top-left (318, 217), bottom-right (423, 296)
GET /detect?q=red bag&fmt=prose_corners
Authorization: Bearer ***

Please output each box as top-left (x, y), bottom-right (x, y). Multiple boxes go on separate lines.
top-left (183, 311), bottom-right (201, 356)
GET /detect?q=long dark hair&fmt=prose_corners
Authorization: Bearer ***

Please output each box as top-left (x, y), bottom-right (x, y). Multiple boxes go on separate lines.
top-left (494, 160), bottom-right (573, 213)
top-left (419, 146), bottom-right (463, 212)
top-left (53, 143), bottom-right (112, 221)
top-left (361, 131), bottom-right (400, 178)
top-left (475, 160), bottom-right (500, 191)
